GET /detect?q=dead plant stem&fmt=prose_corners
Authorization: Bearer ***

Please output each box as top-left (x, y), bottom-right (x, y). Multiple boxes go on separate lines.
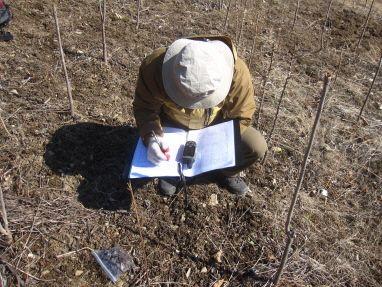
top-left (100, 0), bottom-right (108, 64)
top-left (237, 0), bottom-right (249, 51)
top-left (357, 52), bottom-right (382, 121)
top-left (136, 0), bottom-right (141, 29)
top-left (0, 113), bottom-right (12, 138)
top-left (291, 0), bottom-right (300, 31)
top-left (0, 186), bottom-right (12, 244)
top-left (318, 0), bottom-right (334, 52)
top-left (356, 0), bottom-right (375, 51)
top-left (53, 5), bottom-right (75, 117)
top-left (128, 180), bottom-right (149, 283)
top-left (223, 0), bottom-right (233, 31)
top-left (256, 42), bottom-right (276, 127)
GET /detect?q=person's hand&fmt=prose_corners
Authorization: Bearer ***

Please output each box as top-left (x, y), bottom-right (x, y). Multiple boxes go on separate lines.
top-left (147, 136), bottom-right (170, 165)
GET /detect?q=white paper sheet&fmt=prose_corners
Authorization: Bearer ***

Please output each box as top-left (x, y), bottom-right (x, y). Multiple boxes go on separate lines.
top-left (128, 121), bottom-right (235, 178)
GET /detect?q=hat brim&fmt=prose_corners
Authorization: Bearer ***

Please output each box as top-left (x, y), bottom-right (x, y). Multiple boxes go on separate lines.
top-left (162, 38), bottom-right (234, 109)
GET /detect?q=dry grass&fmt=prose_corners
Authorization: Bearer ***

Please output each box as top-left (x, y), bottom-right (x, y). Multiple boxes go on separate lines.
top-left (0, 0), bottom-right (381, 286)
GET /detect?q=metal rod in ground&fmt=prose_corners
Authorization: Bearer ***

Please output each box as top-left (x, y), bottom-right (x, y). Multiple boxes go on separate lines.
top-left (357, 52), bottom-right (382, 122)
top-left (100, 0), bottom-right (108, 64)
top-left (291, 0), bottom-right (300, 31)
top-left (356, 0), bottom-right (375, 51)
top-left (136, 0), bottom-right (141, 29)
top-left (318, 0), bottom-right (334, 52)
top-left (272, 230), bottom-right (295, 285)
top-left (256, 42), bottom-right (276, 127)
top-left (223, 0), bottom-right (233, 31)
top-left (273, 74), bottom-right (331, 286)
top-left (53, 5), bottom-right (75, 117)
top-left (285, 73), bottom-right (331, 233)
top-left (128, 180), bottom-right (149, 283)
top-left (262, 66), bottom-right (292, 165)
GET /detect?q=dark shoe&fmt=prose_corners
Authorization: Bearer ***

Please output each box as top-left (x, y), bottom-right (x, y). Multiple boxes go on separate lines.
top-left (218, 175), bottom-right (251, 196)
top-left (158, 177), bottom-right (179, 196)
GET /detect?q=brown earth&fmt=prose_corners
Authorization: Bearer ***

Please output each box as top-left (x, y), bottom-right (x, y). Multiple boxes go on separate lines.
top-left (0, 0), bottom-right (381, 286)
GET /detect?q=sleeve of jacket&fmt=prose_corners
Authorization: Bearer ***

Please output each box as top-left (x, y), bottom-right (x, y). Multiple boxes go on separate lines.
top-left (222, 58), bottom-right (256, 133)
top-left (133, 49), bottom-right (166, 141)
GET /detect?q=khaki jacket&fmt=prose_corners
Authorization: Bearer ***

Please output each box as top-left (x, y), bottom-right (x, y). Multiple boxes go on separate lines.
top-left (133, 35), bottom-right (256, 141)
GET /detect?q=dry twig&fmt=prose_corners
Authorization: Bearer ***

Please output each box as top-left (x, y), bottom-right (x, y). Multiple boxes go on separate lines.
top-left (99, 0), bottom-right (108, 64)
top-left (128, 180), bottom-right (148, 283)
top-left (256, 42), bottom-right (276, 127)
top-left (0, 112), bottom-right (12, 138)
top-left (318, 0), bottom-right (334, 52)
top-left (53, 5), bottom-right (75, 117)
top-left (136, 0), bottom-right (141, 29)
top-left (0, 186), bottom-right (12, 245)
top-left (262, 63), bottom-right (292, 165)
top-left (248, 17), bottom-right (259, 68)
top-left (357, 52), bottom-right (382, 121)
top-left (273, 74), bottom-right (331, 285)
top-left (223, 0), bottom-right (233, 31)
top-left (356, 0), bottom-right (375, 51)
top-left (237, 0), bottom-right (249, 51)
top-left (291, 0), bottom-right (300, 31)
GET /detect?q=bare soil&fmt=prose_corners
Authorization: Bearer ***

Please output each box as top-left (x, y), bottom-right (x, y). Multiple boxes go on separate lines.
top-left (0, 0), bottom-right (381, 286)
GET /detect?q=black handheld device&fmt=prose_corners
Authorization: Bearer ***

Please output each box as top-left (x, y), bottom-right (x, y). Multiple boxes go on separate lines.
top-left (182, 141), bottom-right (196, 169)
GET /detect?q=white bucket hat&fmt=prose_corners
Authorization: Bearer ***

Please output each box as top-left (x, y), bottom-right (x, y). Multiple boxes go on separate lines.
top-left (162, 38), bottom-right (234, 109)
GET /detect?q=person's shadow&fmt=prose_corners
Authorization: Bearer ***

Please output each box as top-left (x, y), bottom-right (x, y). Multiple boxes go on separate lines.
top-left (44, 123), bottom-right (138, 211)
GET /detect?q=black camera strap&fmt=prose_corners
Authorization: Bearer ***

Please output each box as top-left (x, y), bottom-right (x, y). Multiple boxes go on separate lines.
top-left (177, 162), bottom-right (189, 209)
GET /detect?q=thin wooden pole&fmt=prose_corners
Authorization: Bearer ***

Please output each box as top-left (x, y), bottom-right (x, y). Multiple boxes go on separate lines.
top-left (273, 74), bottom-right (331, 285)
top-left (357, 53), bottom-right (382, 121)
top-left (356, 0), bottom-right (375, 51)
top-left (100, 0), bottom-right (108, 64)
top-left (53, 5), bottom-right (75, 117)
top-left (248, 17), bottom-right (259, 68)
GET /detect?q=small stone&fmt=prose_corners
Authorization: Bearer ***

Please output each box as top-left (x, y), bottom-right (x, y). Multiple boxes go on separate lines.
top-left (186, 268), bottom-right (191, 278)
top-left (180, 213), bottom-right (186, 222)
top-left (209, 194), bottom-right (218, 206)
top-left (212, 250), bottom-right (223, 263)
top-left (272, 146), bottom-right (282, 153)
top-left (27, 252), bottom-right (35, 259)
top-left (318, 188), bottom-right (328, 198)
top-left (41, 270), bottom-right (50, 276)
top-left (200, 267), bottom-right (208, 273)
top-left (10, 89), bottom-right (19, 95)
top-left (213, 279), bottom-right (226, 287)
top-left (75, 270), bottom-right (83, 276)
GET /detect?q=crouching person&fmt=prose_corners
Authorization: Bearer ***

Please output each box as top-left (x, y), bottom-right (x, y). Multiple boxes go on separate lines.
top-left (133, 35), bottom-right (267, 196)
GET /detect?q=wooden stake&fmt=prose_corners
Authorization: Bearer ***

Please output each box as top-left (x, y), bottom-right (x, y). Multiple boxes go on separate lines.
top-left (356, 0), bottom-right (375, 51)
top-left (53, 5), bottom-right (75, 117)
top-left (100, 0), bottom-right (108, 64)
top-left (357, 53), bottom-right (382, 121)
top-left (273, 74), bottom-right (331, 285)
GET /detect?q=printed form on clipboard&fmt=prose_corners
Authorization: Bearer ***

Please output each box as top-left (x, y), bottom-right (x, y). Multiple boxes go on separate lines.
top-left (126, 120), bottom-right (236, 178)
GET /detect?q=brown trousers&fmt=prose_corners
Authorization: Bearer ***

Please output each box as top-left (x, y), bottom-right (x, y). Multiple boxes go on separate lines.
top-left (161, 117), bottom-right (267, 176)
